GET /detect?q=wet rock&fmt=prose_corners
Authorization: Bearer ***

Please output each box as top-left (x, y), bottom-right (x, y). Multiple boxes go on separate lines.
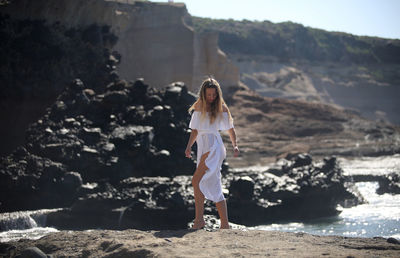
top-left (377, 172), bottom-right (400, 195)
top-left (226, 154), bottom-right (365, 226)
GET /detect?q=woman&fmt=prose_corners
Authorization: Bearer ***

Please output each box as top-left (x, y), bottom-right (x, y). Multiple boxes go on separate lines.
top-left (185, 77), bottom-right (240, 229)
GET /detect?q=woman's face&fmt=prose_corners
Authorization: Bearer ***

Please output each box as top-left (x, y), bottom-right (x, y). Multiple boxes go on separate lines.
top-left (205, 88), bottom-right (217, 104)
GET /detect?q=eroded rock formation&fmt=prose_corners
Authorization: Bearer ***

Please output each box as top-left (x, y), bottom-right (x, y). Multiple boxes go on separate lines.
top-left (0, 0), bottom-right (240, 91)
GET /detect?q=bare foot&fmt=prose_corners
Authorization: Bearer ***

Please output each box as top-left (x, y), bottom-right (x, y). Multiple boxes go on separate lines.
top-left (219, 223), bottom-right (230, 229)
top-left (191, 219), bottom-right (205, 229)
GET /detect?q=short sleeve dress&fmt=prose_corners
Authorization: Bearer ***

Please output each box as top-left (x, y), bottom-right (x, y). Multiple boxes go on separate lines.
top-left (189, 111), bottom-right (234, 203)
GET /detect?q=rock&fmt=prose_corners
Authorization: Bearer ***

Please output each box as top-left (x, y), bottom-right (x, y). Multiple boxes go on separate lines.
top-left (80, 127), bottom-right (103, 145)
top-left (228, 176), bottom-right (255, 201)
top-left (83, 88), bottom-right (95, 98)
top-left (18, 247), bottom-right (48, 258)
top-left (146, 95), bottom-right (163, 107)
top-left (321, 156), bottom-right (338, 172)
top-left (106, 80), bottom-right (128, 92)
top-left (129, 79), bottom-right (149, 101)
top-left (0, 243), bottom-right (16, 258)
top-left (62, 172), bottom-right (83, 192)
top-left (292, 153), bottom-right (313, 168)
top-left (226, 153), bottom-right (365, 226)
top-left (47, 176), bottom-right (194, 230)
top-left (69, 79), bottom-right (85, 92)
top-left (103, 90), bottom-right (129, 106)
top-left (109, 70), bottom-right (119, 81)
top-left (377, 172), bottom-right (400, 195)
top-left (42, 153), bottom-right (365, 230)
top-left (49, 101), bottom-right (67, 121)
top-left (387, 237), bottom-right (400, 245)
top-left (125, 105), bottom-right (146, 124)
top-left (110, 125), bottom-right (153, 150)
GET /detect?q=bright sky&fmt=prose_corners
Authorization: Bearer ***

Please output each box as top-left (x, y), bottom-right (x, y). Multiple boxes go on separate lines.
top-left (154, 0), bottom-right (400, 39)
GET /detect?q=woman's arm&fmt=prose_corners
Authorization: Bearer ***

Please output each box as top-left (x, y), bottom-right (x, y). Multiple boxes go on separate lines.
top-left (185, 129), bottom-right (198, 158)
top-left (228, 128), bottom-right (240, 157)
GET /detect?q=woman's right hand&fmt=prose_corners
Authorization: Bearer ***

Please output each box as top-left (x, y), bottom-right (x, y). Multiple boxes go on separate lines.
top-left (185, 147), bottom-right (192, 158)
top-left (233, 146), bottom-right (240, 157)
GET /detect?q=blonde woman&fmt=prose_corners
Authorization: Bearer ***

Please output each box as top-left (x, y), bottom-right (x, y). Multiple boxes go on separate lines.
top-left (185, 78), bottom-right (240, 229)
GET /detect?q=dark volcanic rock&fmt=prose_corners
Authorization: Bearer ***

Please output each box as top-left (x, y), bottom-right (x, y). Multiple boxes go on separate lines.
top-left (225, 154), bottom-right (365, 226)
top-left (46, 176), bottom-right (194, 230)
top-left (0, 70), bottom-right (197, 212)
top-left (377, 172), bottom-right (400, 195)
top-left (0, 149), bottom-right (80, 212)
top-left (44, 154), bottom-right (364, 230)
top-left (0, 14), bottom-right (117, 156)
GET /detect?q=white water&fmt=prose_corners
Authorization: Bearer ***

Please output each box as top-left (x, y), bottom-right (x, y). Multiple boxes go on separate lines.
top-left (0, 209), bottom-right (61, 242)
top-left (338, 154), bottom-right (400, 176)
top-left (254, 154), bottom-right (400, 239)
top-left (254, 181), bottom-right (400, 239)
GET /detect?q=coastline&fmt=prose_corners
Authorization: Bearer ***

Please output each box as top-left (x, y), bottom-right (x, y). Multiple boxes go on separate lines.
top-left (6, 229), bottom-right (400, 257)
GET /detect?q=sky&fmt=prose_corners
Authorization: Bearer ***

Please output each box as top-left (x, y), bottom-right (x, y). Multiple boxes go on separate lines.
top-left (153, 0), bottom-right (400, 39)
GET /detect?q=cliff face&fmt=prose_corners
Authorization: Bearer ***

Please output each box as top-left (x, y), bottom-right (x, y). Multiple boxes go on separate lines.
top-left (0, 0), bottom-right (240, 156)
top-left (0, 12), bottom-right (116, 156)
top-left (193, 32), bottom-right (240, 90)
top-left (0, 0), bottom-right (239, 91)
top-left (233, 56), bottom-right (400, 124)
top-left (192, 18), bottom-right (400, 125)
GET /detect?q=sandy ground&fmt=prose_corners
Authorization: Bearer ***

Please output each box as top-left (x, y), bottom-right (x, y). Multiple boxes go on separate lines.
top-left (9, 229), bottom-right (400, 257)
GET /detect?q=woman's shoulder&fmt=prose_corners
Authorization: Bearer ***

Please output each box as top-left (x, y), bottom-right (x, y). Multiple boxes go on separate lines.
top-left (194, 102), bottom-right (202, 111)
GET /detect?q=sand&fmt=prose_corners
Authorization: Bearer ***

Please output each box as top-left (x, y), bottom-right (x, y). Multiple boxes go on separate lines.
top-left (8, 229), bottom-right (400, 257)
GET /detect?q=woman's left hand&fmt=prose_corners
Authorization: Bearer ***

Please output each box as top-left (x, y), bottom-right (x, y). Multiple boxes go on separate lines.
top-left (233, 146), bottom-right (240, 157)
top-left (185, 147), bottom-right (192, 158)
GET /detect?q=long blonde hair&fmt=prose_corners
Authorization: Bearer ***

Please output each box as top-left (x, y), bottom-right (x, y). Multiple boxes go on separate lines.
top-left (188, 77), bottom-right (232, 124)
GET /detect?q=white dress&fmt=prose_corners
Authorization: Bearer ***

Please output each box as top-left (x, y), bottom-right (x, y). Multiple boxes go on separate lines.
top-left (189, 111), bottom-right (234, 202)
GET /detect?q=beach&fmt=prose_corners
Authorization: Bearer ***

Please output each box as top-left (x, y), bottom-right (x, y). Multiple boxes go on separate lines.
top-left (4, 228), bottom-right (399, 257)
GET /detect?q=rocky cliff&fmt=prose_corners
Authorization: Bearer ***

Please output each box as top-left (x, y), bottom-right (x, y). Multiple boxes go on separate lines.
top-left (0, 0), bottom-right (240, 91)
top-left (0, 0), bottom-right (239, 156)
top-left (0, 11), bottom-right (117, 156)
top-left (192, 17), bottom-right (400, 125)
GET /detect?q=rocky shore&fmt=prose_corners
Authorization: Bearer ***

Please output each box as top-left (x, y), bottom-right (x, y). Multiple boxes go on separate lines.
top-left (2, 229), bottom-right (400, 257)
top-left (1, 2), bottom-right (400, 252)
top-left (1, 52), bottom-right (398, 231)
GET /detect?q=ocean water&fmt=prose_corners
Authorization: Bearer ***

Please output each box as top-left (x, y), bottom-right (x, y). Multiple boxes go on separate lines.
top-left (0, 209), bottom-right (61, 242)
top-left (254, 181), bottom-right (400, 239)
top-left (254, 154), bottom-right (400, 239)
top-left (1, 155), bottom-right (399, 242)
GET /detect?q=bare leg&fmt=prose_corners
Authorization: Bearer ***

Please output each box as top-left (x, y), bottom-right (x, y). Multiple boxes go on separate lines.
top-left (216, 200), bottom-right (230, 229)
top-left (191, 151), bottom-right (210, 229)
